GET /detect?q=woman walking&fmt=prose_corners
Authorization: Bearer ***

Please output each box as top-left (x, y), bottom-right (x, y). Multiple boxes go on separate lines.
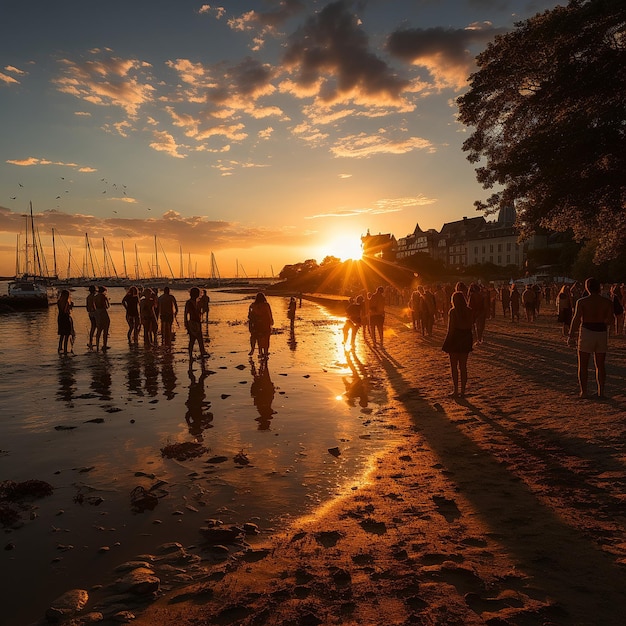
top-left (248, 292), bottom-right (274, 359)
top-left (442, 291), bottom-right (474, 398)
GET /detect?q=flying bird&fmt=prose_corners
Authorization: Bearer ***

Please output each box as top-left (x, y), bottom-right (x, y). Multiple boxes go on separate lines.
top-left (10, 196), bottom-right (16, 200)
top-left (56, 196), bottom-right (61, 199)
top-left (18, 183), bottom-right (23, 187)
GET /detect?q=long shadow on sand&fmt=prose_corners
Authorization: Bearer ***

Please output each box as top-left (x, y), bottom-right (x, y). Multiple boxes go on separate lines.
top-left (373, 343), bottom-right (626, 625)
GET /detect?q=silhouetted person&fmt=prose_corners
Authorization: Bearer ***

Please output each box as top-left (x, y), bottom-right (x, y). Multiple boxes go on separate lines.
top-left (94, 286), bottom-right (110, 351)
top-left (368, 286), bottom-right (386, 346)
top-left (567, 277), bottom-right (615, 398)
top-left (158, 286), bottom-right (178, 350)
top-left (57, 289), bottom-right (74, 354)
top-left (86, 285), bottom-right (97, 348)
top-left (248, 292), bottom-right (273, 359)
top-left (122, 286), bottom-right (141, 344)
top-left (442, 291), bottom-right (474, 398)
top-left (184, 286), bottom-right (208, 367)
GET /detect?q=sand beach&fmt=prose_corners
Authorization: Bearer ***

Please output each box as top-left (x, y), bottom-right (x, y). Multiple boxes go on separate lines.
top-left (3, 292), bottom-right (626, 625)
top-left (126, 300), bottom-right (626, 626)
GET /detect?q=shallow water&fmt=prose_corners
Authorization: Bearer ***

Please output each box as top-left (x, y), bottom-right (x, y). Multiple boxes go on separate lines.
top-left (0, 286), bottom-right (398, 624)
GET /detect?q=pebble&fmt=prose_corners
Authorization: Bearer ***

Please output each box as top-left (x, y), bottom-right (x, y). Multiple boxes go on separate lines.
top-left (45, 588), bottom-right (89, 622)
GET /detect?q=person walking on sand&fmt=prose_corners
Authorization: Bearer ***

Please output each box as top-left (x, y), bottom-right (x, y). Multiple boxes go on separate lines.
top-left (343, 295), bottom-right (363, 348)
top-left (556, 284), bottom-right (573, 337)
top-left (185, 287), bottom-right (208, 366)
top-left (567, 277), bottom-right (615, 399)
top-left (510, 284), bottom-right (521, 322)
top-left (158, 286), bottom-right (178, 350)
top-left (369, 286), bottom-right (386, 346)
top-left (248, 292), bottom-right (274, 359)
top-left (86, 285), bottom-right (97, 348)
top-left (522, 284), bottom-right (537, 322)
top-left (442, 291), bottom-right (474, 398)
top-left (94, 286), bottom-right (111, 351)
top-left (122, 286), bottom-right (141, 344)
top-left (610, 284), bottom-right (624, 335)
top-left (57, 289), bottom-right (74, 354)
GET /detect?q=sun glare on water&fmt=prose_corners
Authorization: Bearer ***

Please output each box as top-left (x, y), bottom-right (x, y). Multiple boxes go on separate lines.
top-left (319, 234), bottom-right (363, 262)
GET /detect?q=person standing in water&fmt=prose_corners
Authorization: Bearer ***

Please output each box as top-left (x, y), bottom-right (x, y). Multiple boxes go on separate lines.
top-left (57, 289), bottom-right (74, 354)
top-left (93, 286), bottom-right (111, 351)
top-left (184, 287), bottom-right (208, 366)
top-left (86, 285), bottom-right (97, 348)
top-left (248, 292), bottom-right (274, 359)
top-left (122, 286), bottom-right (141, 344)
top-left (158, 286), bottom-right (178, 350)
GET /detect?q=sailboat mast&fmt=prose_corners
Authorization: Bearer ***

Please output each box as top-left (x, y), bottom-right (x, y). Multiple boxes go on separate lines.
top-left (52, 228), bottom-right (58, 278)
top-left (154, 235), bottom-right (159, 278)
top-left (122, 241), bottom-right (128, 279)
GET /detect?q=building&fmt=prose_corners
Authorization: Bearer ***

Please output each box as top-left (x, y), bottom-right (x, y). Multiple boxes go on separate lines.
top-left (438, 216), bottom-right (486, 268)
top-left (361, 230), bottom-right (397, 261)
top-left (467, 207), bottom-right (522, 268)
top-left (396, 223), bottom-right (440, 259)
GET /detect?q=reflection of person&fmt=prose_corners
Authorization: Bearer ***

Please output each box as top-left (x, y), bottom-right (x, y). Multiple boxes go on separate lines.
top-left (57, 289), bottom-right (74, 354)
top-left (158, 286), bottom-right (178, 350)
top-left (343, 350), bottom-right (368, 408)
top-left (86, 285), bottom-right (97, 348)
top-left (122, 286), bottom-right (141, 344)
top-left (442, 291), bottom-right (474, 398)
top-left (94, 286), bottom-right (110, 351)
top-left (185, 370), bottom-right (212, 439)
top-left (250, 360), bottom-right (275, 430)
top-left (567, 277), bottom-right (615, 398)
top-left (184, 287), bottom-right (208, 367)
top-left (248, 292), bottom-right (274, 359)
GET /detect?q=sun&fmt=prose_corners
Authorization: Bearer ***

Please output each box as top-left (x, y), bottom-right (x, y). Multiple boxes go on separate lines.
top-left (318, 234), bottom-right (363, 262)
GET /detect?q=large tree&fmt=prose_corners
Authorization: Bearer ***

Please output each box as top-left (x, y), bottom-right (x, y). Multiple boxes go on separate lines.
top-left (457, 0), bottom-right (626, 263)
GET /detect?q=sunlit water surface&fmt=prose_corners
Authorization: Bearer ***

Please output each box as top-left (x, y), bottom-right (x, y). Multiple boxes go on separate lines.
top-left (0, 286), bottom-right (399, 624)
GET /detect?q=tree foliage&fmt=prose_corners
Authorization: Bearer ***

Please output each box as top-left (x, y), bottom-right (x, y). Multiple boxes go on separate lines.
top-left (457, 0), bottom-right (626, 262)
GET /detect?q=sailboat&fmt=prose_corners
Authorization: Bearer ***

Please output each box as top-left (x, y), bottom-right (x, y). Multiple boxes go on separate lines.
top-left (5, 203), bottom-right (58, 308)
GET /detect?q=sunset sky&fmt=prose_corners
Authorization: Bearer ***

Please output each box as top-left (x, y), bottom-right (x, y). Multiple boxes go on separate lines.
top-left (0, 0), bottom-right (561, 279)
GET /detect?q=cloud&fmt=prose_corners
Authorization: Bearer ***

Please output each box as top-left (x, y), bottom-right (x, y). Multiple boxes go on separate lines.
top-left (227, 0), bottom-right (305, 49)
top-left (386, 22), bottom-right (506, 90)
top-left (0, 206), bottom-right (316, 254)
top-left (54, 52), bottom-right (155, 116)
top-left (0, 72), bottom-right (20, 86)
top-left (198, 5), bottom-right (226, 19)
top-left (149, 130), bottom-right (186, 158)
top-left (282, 1), bottom-right (410, 107)
top-left (0, 65), bottom-right (26, 86)
top-left (6, 157), bottom-right (94, 169)
top-left (306, 195), bottom-right (436, 219)
top-left (330, 130), bottom-right (434, 158)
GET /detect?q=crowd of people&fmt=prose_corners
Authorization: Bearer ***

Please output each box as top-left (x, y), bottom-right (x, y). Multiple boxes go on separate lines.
top-left (338, 277), bottom-right (624, 400)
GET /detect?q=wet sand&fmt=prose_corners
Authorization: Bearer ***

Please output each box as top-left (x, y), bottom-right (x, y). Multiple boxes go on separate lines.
top-left (131, 302), bottom-right (626, 626)
top-left (1, 291), bottom-right (402, 625)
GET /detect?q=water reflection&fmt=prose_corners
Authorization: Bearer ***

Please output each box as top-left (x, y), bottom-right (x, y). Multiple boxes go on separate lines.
top-left (288, 326), bottom-right (297, 351)
top-left (144, 352), bottom-right (159, 397)
top-left (185, 370), bottom-right (213, 440)
top-left (89, 353), bottom-right (112, 401)
top-left (161, 352), bottom-right (177, 400)
top-left (56, 357), bottom-right (77, 405)
top-left (250, 359), bottom-right (276, 430)
top-left (125, 347), bottom-right (143, 396)
top-left (343, 350), bottom-right (369, 408)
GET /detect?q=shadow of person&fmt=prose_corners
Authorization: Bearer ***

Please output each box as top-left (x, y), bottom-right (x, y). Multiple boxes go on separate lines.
top-left (185, 369), bottom-right (213, 440)
top-left (343, 350), bottom-right (369, 408)
top-left (250, 359), bottom-right (276, 430)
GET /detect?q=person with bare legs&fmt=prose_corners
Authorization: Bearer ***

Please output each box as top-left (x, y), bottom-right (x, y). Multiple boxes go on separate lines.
top-left (93, 286), bottom-right (110, 351)
top-left (567, 277), bottom-right (615, 398)
top-left (185, 287), bottom-right (208, 367)
top-left (442, 291), bottom-right (474, 398)
top-left (248, 292), bottom-right (274, 359)
top-left (368, 286), bottom-right (386, 346)
top-left (57, 289), bottom-right (74, 354)
top-left (122, 286), bottom-right (141, 344)
top-left (86, 285), bottom-right (97, 348)
top-left (158, 286), bottom-right (178, 350)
